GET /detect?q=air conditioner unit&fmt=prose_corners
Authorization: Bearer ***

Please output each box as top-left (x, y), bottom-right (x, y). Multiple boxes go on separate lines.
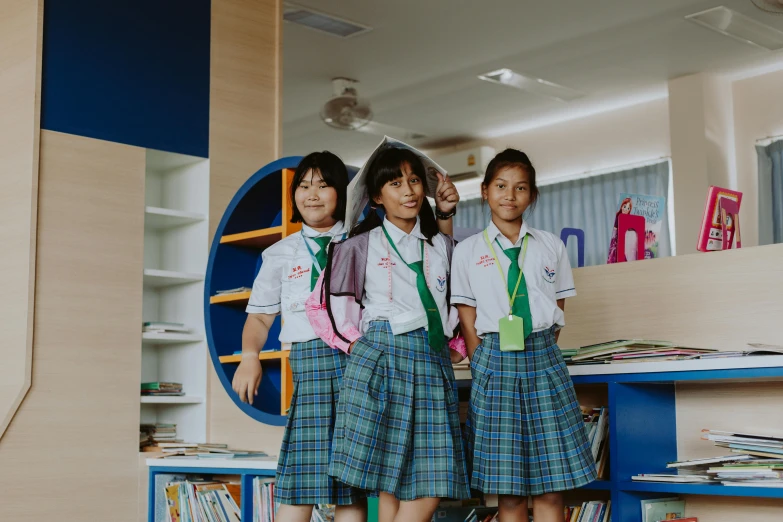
top-left (434, 146), bottom-right (496, 182)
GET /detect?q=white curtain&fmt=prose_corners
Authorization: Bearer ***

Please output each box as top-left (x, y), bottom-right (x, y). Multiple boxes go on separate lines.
top-left (757, 140), bottom-right (783, 246)
top-left (454, 160), bottom-right (672, 267)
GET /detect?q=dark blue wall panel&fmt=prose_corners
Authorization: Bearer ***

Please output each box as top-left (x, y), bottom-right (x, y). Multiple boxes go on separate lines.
top-left (42, 0), bottom-right (210, 157)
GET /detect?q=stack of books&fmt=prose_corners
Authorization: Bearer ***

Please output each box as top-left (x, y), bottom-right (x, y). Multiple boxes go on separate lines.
top-left (164, 479), bottom-right (241, 522)
top-left (703, 429), bottom-right (783, 460)
top-left (253, 477), bottom-right (275, 522)
top-left (142, 321), bottom-right (193, 334)
top-left (140, 423), bottom-right (178, 449)
top-left (569, 340), bottom-right (717, 364)
top-left (708, 459), bottom-right (783, 487)
top-left (559, 347), bottom-right (578, 364)
top-left (582, 406), bottom-right (609, 479)
top-left (141, 382), bottom-right (184, 397)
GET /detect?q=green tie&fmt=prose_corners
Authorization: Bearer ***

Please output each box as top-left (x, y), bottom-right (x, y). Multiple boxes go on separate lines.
top-left (382, 226), bottom-right (445, 352)
top-left (499, 240), bottom-right (533, 340)
top-left (310, 236), bottom-right (331, 291)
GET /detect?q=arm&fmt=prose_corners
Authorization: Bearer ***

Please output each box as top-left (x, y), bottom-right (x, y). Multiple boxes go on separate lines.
top-left (556, 299), bottom-right (565, 342)
top-left (456, 304), bottom-right (481, 360)
top-left (233, 313), bottom-right (277, 404)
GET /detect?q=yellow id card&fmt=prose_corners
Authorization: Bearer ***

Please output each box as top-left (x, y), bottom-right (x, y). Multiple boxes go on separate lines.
top-left (499, 315), bottom-right (526, 352)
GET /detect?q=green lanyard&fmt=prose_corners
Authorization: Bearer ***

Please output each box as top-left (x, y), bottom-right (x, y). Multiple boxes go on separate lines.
top-left (382, 225), bottom-right (424, 269)
top-left (483, 230), bottom-right (529, 314)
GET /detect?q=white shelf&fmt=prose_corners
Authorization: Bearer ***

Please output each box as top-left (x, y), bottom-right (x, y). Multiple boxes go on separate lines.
top-left (145, 206), bottom-right (205, 230)
top-left (147, 458), bottom-right (277, 470)
top-left (142, 332), bottom-right (204, 345)
top-left (141, 396), bottom-right (204, 405)
top-left (143, 269), bottom-right (204, 288)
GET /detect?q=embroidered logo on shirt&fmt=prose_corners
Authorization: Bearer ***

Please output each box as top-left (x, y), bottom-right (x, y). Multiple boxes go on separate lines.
top-left (378, 256), bottom-right (396, 269)
top-left (288, 265), bottom-right (310, 281)
top-left (476, 255), bottom-right (495, 268)
top-left (542, 266), bottom-right (556, 283)
top-left (436, 275), bottom-right (447, 292)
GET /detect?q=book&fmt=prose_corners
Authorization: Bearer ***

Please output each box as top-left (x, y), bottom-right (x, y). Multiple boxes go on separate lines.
top-left (640, 498), bottom-right (685, 522)
top-left (607, 193), bottom-right (666, 263)
top-left (632, 473), bottom-right (714, 483)
top-left (667, 454), bottom-right (752, 468)
top-left (215, 286), bottom-right (251, 295)
top-left (696, 186), bottom-right (742, 252)
top-left (142, 321), bottom-right (192, 333)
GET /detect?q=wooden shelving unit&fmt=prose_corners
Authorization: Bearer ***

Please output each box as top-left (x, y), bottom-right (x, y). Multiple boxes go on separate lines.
top-left (205, 160), bottom-right (305, 426)
top-left (141, 149), bottom-right (209, 444)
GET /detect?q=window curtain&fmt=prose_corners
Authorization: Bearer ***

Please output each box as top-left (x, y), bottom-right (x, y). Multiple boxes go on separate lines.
top-left (453, 161), bottom-right (671, 267)
top-left (756, 140), bottom-right (783, 246)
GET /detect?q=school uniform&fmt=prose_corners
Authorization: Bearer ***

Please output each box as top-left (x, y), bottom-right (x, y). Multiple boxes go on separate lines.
top-left (308, 218), bottom-right (470, 501)
top-left (451, 221), bottom-right (596, 496)
top-left (247, 221), bottom-right (364, 506)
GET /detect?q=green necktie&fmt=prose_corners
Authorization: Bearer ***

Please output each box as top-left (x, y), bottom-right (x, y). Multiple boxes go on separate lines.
top-left (499, 240), bottom-right (533, 339)
top-left (382, 226), bottom-right (445, 352)
top-left (310, 236), bottom-right (331, 291)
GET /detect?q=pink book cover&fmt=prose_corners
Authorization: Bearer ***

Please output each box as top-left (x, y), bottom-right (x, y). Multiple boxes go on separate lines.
top-left (697, 186), bottom-right (742, 252)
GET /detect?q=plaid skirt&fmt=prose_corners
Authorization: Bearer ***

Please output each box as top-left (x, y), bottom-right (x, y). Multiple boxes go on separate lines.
top-left (328, 321), bottom-right (471, 501)
top-left (276, 339), bottom-right (365, 505)
top-left (468, 327), bottom-right (596, 496)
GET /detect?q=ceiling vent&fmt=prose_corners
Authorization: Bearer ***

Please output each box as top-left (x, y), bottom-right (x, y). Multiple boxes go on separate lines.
top-left (283, 3), bottom-right (372, 38)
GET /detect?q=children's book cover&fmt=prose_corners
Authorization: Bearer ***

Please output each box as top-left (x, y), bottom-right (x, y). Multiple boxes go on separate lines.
top-left (696, 186), bottom-right (743, 252)
top-left (607, 193), bottom-right (666, 263)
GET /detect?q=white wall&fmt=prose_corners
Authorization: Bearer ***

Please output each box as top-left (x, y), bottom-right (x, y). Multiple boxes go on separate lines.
top-left (431, 97), bottom-right (671, 193)
top-left (733, 68), bottom-right (783, 248)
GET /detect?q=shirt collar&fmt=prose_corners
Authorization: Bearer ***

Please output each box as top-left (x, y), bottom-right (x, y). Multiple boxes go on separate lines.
top-left (383, 217), bottom-right (425, 242)
top-left (486, 219), bottom-right (536, 248)
top-left (301, 221), bottom-right (347, 238)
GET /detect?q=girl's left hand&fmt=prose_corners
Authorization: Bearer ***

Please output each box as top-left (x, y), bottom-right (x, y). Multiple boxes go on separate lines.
top-left (435, 172), bottom-right (459, 214)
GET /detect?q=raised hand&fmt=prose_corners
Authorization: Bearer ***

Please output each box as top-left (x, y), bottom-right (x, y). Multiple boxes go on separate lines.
top-left (435, 172), bottom-right (459, 214)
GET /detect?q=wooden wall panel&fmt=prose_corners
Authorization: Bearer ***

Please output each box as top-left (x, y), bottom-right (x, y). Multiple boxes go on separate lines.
top-left (207, 0), bottom-right (284, 450)
top-left (560, 245), bottom-right (783, 350)
top-left (0, 131), bottom-right (145, 521)
top-left (0, 0), bottom-right (43, 439)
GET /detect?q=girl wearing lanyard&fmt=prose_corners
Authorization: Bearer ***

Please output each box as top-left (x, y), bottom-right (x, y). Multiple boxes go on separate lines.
top-left (233, 151), bottom-right (367, 522)
top-left (450, 149), bottom-right (595, 522)
top-left (306, 146), bottom-right (470, 522)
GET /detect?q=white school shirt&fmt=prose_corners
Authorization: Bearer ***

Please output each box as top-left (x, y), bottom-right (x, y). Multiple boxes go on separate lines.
top-left (360, 217), bottom-right (451, 336)
top-left (246, 221), bottom-right (347, 344)
top-left (450, 220), bottom-right (576, 338)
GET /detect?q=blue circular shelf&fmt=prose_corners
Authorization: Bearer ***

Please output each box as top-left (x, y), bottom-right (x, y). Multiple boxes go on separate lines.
top-left (205, 156), bottom-right (359, 426)
top-left (205, 156), bottom-right (303, 426)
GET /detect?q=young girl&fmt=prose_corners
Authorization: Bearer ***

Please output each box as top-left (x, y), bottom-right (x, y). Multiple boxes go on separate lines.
top-left (451, 149), bottom-right (596, 522)
top-left (232, 151), bottom-right (367, 522)
top-left (307, 146), bottom-right (470, 522)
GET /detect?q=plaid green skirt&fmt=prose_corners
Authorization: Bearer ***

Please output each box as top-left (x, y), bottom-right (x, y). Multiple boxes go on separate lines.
top-left (468, 327), bottom-right (596, 496)
top-left (328, 321), bottom-right (471, 501)
top-left (276, 339), bottom-right (365, 505)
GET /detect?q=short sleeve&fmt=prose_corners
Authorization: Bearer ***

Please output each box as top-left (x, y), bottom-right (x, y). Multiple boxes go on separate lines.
top-left (555, 240), bottom-right (577, 299)
top-left (246, 249), bottom-right (283, 314)
top-left (450, 241), bottom-right (476, 307)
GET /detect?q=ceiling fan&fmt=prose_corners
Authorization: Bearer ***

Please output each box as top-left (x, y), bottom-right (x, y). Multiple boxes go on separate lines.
top-left (319, 78), bottom-right (427, 141)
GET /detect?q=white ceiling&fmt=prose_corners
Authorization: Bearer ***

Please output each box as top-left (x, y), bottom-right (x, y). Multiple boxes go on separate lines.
top-left (281, 0), bottom-right (783, 166)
